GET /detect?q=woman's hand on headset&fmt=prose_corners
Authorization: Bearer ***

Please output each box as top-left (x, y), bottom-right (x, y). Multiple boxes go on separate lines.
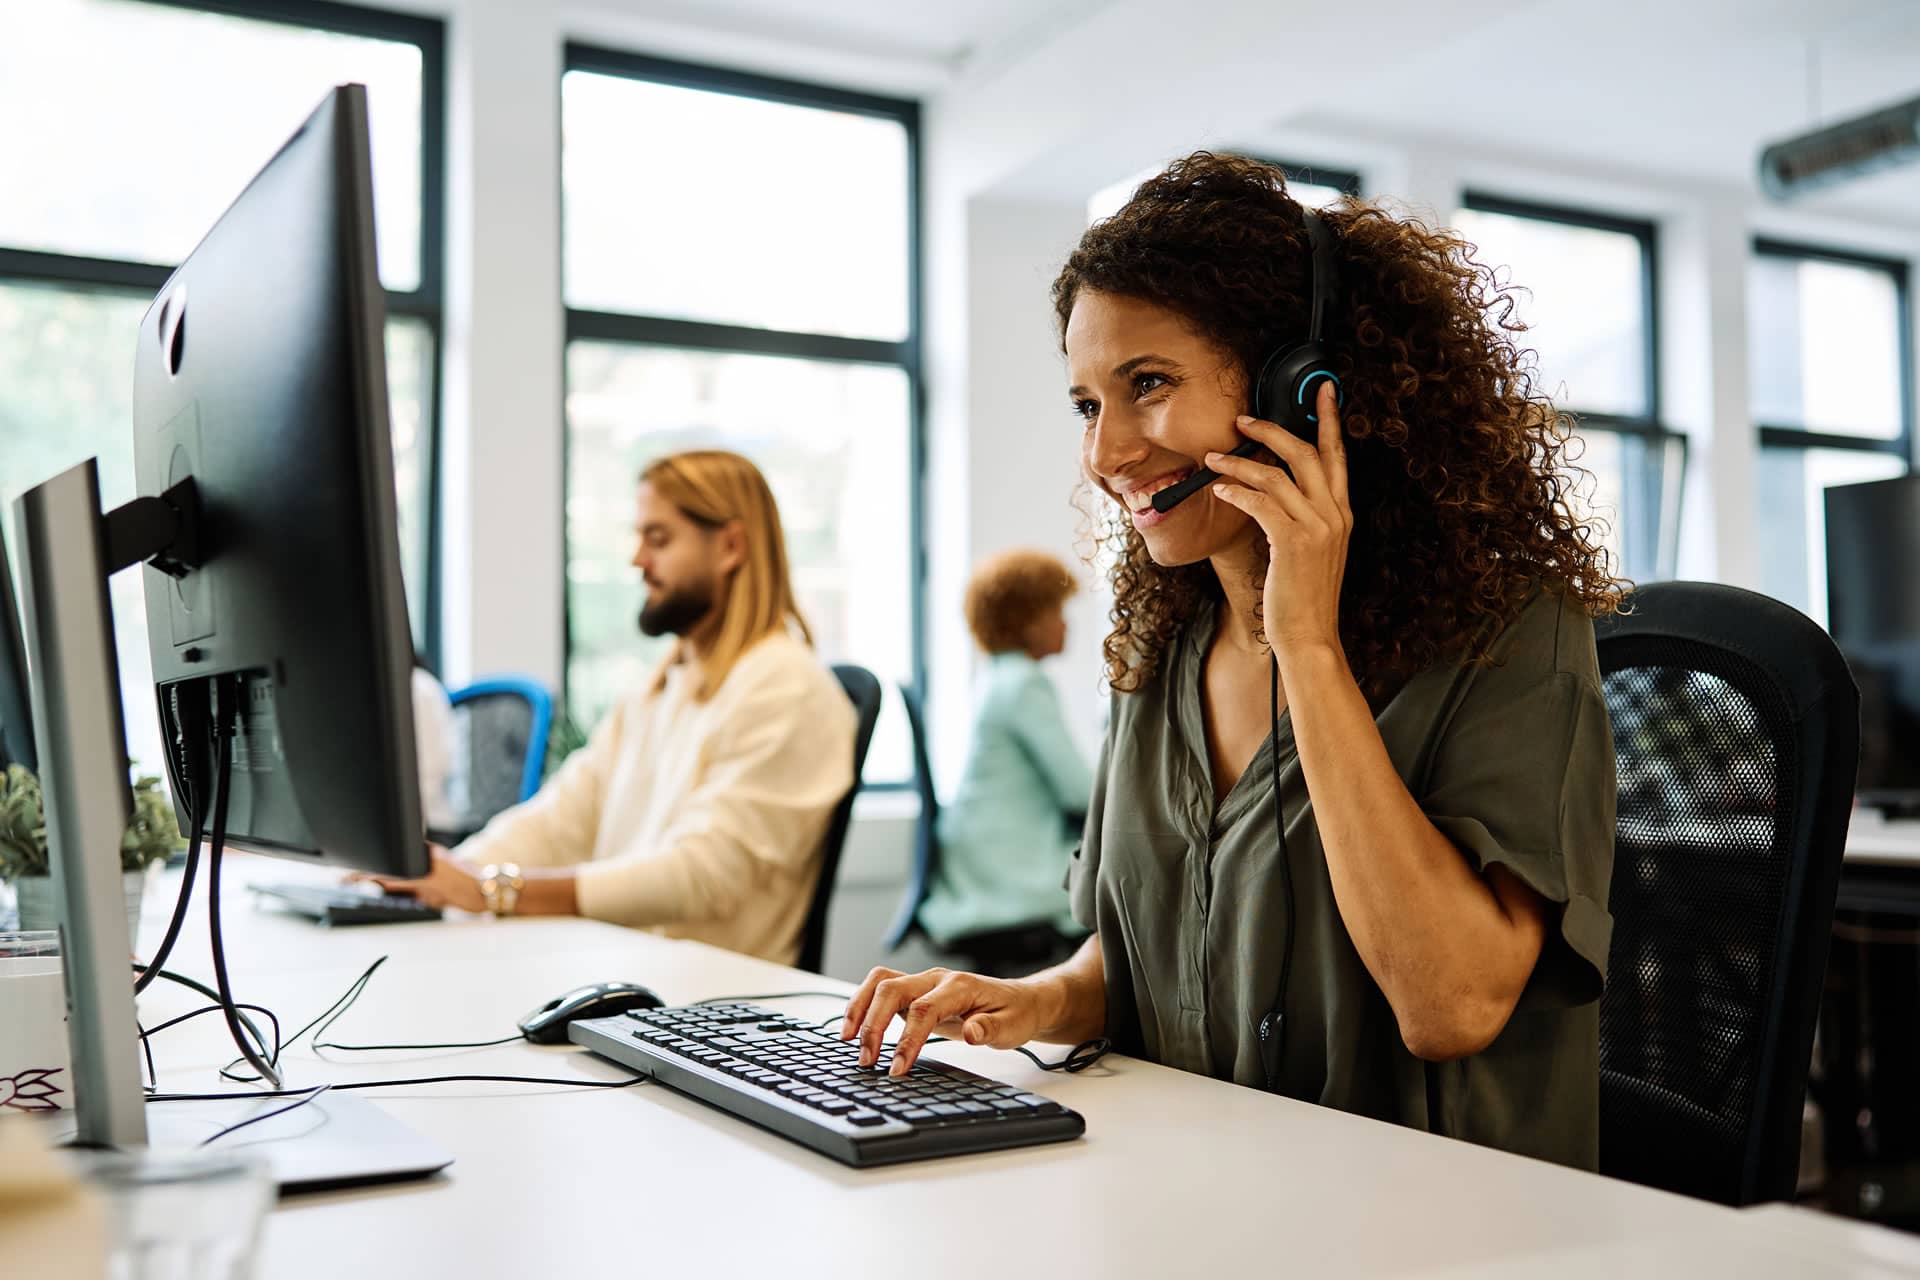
top-left (1204, 379), bottom-right (1353, 661)
top-left (840, 965), bottom-right (1052, 1078)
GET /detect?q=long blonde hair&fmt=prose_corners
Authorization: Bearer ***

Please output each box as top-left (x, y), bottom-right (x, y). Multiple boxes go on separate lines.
top-left (641, 450), bottom-right (813, 700)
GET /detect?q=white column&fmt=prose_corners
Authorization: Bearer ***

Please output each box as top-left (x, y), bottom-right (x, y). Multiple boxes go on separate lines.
top-left (439, 0), bottom-right (565, 687)
top-left (1661, 196), bottom-right (1756, 587)
top-left (919, 169), bottom-right (1101, 793)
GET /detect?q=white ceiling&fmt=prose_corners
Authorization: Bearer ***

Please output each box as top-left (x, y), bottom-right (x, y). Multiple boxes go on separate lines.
top-left (1262, 0), bottom-right (1920, 221)
top-left (572, 0), bottom-right (1106, 70)
top-left (572, 0), bottom-right (1920, 219)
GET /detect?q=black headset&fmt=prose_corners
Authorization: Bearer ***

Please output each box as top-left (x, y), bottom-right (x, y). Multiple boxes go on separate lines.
top-left (1148, 207), bottom-right (1346, 515)
top-left (1250, 206), bottom-right (1345, 437)
top-left (1251, 208), bottom-right (1345, 1095)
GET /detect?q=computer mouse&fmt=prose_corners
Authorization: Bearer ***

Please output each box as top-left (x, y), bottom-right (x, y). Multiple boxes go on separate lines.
top-left (519, 981), bottom-right (665, 1044)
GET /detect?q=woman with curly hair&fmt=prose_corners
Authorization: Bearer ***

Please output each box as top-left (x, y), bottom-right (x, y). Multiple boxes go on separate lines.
top-left (845, 153), bottom-right (1627, 1169)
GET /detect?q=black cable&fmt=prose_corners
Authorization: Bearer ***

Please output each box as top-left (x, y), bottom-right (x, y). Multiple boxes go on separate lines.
top-left (315, 1035), bottom-right (523, 1052)
top-left (917, 1033), bottom-right (1111, 1074)
top-left (204, 677), bottom-right (281, 1089)
top-left (140, 1002), bottom-right (283, 1058)
top-left (695, 991), bottom-right (849, 1005)
top-left (137, 1018), bottom-right (157, 1094)
top-left (1017, 1039), bottom-right (1112, 1073)
top-left (148, 1073), bottom-right (649, 1103)
top-left (133, 964), bottom-right (278, 1073)
top-left (1259, 654), bottom-right (1297, 1091)
top-left (298, 955), bottom-right (522, 1052)
top-left (199, 1085), bottom-right (333, 1147)
top-left (287, 955), bottom-right (387, 1050)
top-left (133, 800), bottom-right (204, 996)
top-left (136, 683), bottom-right (210, 996)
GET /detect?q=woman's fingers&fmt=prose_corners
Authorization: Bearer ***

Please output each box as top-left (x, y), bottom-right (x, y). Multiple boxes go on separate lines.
top-left (1204, 449), bottom-right (1317, 526)
top-left (854, 969), bottom-right (945, 1068)
top-left (840, 966), bottom-right (903, 1041)
top-left (1315, 382), bottom-right (1349, 508)
top-left (1233, 415), bottom-right (1330, 504)
top-left (837, 967), bottom-right (1038, 1075)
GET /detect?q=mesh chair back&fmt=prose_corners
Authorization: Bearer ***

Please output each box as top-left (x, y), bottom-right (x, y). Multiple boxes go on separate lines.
top-left (795, 665), bottom-right (882, 975)
top-left (882, 683), bottom-right (940, 951)
top-left (448, 679), bottom-right (553, 833)
top-left (1596, 581), bottom-right (1858, 1204)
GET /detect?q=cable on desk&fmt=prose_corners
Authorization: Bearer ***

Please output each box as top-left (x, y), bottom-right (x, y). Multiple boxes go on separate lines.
top-left (134, 964), bottom-right (280, 1081)
top-left (199, 1085), bottom-right (334, 1147)
top-left (148, 1073), bottom-right (650, 1103)
top-left (302, 955), bottom-right (523, 1052)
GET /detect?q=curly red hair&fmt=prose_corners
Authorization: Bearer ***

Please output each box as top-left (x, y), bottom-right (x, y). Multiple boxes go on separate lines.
top-left (964, 549), bottom-right (1078, 654)
top-left (1056, 152), bottom-right (1627, 697)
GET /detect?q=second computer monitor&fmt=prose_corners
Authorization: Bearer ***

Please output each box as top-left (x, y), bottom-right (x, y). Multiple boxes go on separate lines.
top-left (1826, 473), bottom-right (1920, 815)
top-left (129, 83), bottom-right (425, 877)
top-left (0, 523), bottom-right (35, 774)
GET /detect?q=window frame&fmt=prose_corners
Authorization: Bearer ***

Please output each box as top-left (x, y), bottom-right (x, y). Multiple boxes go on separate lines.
top-left (1460, 190), bottom-right (1682, 580)
top-left (559, 43), bottom-right (925, 787)
top-left (0, 0), bottom-right (448, 665)
top-left (1751, 236), bottom-right (1914, 464)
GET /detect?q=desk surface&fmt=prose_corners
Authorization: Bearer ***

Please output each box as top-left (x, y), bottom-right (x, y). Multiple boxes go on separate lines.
top-left (1845, 811), bottom-right (1920, 868)
top-left (111, 859), bottom-right (1920, 1279)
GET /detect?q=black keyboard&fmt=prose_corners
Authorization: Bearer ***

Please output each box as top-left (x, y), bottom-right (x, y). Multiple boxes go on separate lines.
top-left (568, 1002), bottom-right (1085, 1167)
top-left (250, 882), bottom-right (444, 926)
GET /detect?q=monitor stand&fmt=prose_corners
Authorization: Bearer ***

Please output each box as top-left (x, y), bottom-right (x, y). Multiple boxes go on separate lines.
top-left (44, 1095), bottom-right (452, 1194)
top-left (13, 459), bottom-right (450, 1190)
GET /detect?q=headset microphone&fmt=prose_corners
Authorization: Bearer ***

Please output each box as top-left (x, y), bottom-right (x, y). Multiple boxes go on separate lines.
top-left (1149, 207), bottom-right (1345, 516)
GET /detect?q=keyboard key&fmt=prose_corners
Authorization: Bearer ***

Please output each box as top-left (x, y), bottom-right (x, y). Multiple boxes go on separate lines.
top-left (845, 1110), bottom-right (887, 1127)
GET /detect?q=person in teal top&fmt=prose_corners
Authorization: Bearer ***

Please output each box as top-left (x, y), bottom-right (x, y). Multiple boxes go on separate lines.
top-left (918, 550), bottom-right (1094, 949)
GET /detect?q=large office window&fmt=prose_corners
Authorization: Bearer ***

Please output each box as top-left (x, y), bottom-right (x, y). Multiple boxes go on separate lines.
top-left (0, 0), bottom-right (444, 780)
top-left (1751, 240), bottom-right (1912, 624)
top-left (562, 48), bottom-right (921, 784)
top-left (1453, 194), bottom-right (1681, 583)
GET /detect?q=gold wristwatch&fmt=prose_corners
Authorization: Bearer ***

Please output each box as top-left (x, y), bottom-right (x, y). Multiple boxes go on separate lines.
top-left (477, 862), bottom-right (524, 917)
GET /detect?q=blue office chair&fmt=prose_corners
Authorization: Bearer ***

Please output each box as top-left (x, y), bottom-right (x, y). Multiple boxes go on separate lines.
top-left (447, 677), bottom-right (554, 837)
top-left (795, 665), bottom-right (883, 976)
top-left (1595, 581), bottom-right (1859, 1205)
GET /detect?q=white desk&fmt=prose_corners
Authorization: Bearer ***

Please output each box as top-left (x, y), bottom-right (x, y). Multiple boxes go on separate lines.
top-left (114, 859), bottom-right (1920, 1279)
top-left (1844, 810), bottom-right (1920, 869)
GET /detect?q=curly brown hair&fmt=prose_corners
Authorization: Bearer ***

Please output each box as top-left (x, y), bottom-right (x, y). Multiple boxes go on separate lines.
top-left (965, 549), bottom-right (1078, 654)
top-left (1056, 152), bottom-right (1628, 698)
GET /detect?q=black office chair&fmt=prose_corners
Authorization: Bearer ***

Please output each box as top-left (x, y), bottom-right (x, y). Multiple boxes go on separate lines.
top-left (884, 682), bottom-right (1080, 976)
top-left (794, 664), bottom-right (882, 975)
top-left (1595, 581), bottom-right (1859, 1205)
top-left (883, 682), bottom-right (939, 952)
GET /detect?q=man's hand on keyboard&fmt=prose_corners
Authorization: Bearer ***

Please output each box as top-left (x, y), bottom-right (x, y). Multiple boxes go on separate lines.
top-left (841, 967), bottom-right (1047, 1078)
top-left (353, 844), bottom-right (483, 912)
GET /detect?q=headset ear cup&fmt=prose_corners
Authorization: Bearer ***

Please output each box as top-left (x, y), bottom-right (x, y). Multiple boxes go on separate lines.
top-left (1256, 344), bottom-right (1340, 440)
top-left (1251, 347), bottom-right (1293, 426)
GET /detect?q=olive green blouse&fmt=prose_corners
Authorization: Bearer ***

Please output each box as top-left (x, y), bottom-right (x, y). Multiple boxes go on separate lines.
top-left (1067, 587), bottom-right (1615, 1169)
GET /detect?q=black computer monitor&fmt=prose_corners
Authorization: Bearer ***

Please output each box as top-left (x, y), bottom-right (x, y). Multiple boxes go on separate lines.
top-left (1825, 474), bottom-right (1920, 815)
top-left (0, 527), bottom-right (34, 773)
top-left (131, 83), bottom-right (424, 877)
top-left (12, 85), bottom-right (443, 1173)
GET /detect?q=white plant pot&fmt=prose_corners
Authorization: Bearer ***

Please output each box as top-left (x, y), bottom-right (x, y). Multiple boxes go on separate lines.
top-left (13, 869), bottom-right (147, 943)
